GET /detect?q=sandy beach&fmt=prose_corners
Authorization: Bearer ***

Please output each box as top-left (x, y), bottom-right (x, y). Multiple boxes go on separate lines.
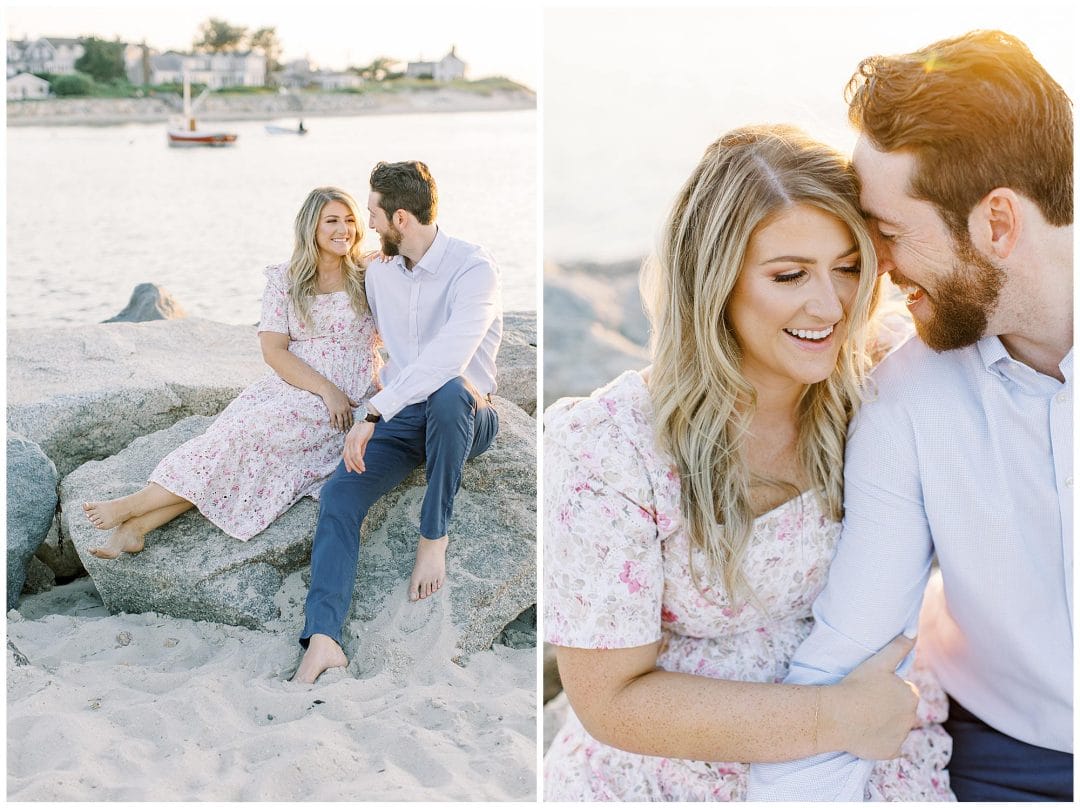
top-left (7, 577), bottom-right (536, 801)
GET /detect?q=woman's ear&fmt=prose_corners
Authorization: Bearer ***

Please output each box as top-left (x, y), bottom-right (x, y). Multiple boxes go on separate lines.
top-left (969, 188), bottom-right (1022, 260)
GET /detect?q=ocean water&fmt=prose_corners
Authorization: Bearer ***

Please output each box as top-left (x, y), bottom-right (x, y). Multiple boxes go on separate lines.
top-left (7, 109), bottom-right (537, 327)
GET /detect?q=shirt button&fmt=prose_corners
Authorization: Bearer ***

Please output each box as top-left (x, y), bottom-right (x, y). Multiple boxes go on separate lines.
top-left (1067, 476), bottom-right (1074, 488)
top-left (1056, 392), bottom-right (1068, 404)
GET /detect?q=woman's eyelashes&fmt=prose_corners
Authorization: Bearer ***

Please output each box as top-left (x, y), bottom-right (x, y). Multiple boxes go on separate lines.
top-left (773, 263), bottom-right (860, 284)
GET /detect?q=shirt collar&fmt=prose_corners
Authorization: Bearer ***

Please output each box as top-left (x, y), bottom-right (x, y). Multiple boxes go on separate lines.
top-left (978, 335), bottom-right (1073, 391)
top-left (412, 226), bottom-right (447, 275)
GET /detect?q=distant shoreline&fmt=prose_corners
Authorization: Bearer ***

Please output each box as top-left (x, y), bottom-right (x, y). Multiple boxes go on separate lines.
top-left (6, 86), bottom-right (536, 127)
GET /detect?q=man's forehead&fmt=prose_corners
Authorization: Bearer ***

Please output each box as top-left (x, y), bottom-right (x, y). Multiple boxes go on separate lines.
top-left (852, 138), bottom-right (914, 220)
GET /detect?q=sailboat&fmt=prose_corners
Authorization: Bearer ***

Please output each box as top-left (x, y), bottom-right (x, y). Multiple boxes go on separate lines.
top-left (166, 71), bottom-right (238, 147)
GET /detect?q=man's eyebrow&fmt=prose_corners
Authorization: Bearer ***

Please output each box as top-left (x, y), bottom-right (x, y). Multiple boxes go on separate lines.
top-left (860, 206), bottom-right (899, 227)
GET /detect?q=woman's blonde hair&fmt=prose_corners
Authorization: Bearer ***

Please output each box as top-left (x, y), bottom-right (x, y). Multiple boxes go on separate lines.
top-left (641, 124), bottom-right (879, 602)
top-left (288, 186), bottom-right (370, 327)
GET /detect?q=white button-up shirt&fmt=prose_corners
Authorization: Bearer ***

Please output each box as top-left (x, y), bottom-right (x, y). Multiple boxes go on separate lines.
top-left (366, 228), bottom-right (502, 421)
top-left (748, 335), bottom-right (1073, 800)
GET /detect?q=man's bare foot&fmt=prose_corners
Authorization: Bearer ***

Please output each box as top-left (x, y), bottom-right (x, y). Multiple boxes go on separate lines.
top-left (83, 499), bottom-right (132, 530)
top-left (293, 634), bottom-right (348, 684)
top-left (409, 536), bottom-right (448, 602)
top-left (88, 521), bottom-right (146, 560)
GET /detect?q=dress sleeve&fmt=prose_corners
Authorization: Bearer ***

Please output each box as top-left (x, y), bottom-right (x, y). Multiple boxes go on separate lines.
top-left (543, 399), bottom-right (664, 649)
top-left (258, 264), bottom-right (290, 336)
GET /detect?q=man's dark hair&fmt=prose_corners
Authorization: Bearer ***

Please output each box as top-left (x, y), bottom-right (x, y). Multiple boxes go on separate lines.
top-left (369, 160), bottom-right (438, 224)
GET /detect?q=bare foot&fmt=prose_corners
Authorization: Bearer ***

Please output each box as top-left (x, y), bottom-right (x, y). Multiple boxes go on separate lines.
top-left (293, 634), bottom-right (348, 684)
top-left (88, 521), bottom-right (146, 560)
top-left (83, 499), bottom-right (132, 530)
top-left (409, 536), bottom-right (448, 602)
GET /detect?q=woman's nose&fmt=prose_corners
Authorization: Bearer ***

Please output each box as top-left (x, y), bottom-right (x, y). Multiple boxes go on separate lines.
top-left (808, 274), bottom-right (845, 321)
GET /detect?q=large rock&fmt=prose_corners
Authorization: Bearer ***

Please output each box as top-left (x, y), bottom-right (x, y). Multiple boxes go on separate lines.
top-left (544, 262), bottom-right (650, 408)
top-left (499, 311), bottom-right (537, 415)
top-left (7, 434), bottom-right (59, 609)
top-left (60, 397), bottom-right (535, 657)
top-left (9, 312), bottom-right (536, 478)
top-left (102, 282), bottom-right (187, 323)
top-left (8, 318), bottom-right (267, 478)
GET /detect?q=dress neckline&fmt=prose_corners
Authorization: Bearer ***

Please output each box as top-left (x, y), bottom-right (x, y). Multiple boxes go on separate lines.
top-left (619, 369), bottom-right (821, 523)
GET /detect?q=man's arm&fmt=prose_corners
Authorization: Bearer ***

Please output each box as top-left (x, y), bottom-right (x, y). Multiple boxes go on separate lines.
top-left (747, 400), bottom-right (936, 800)
top-left (368, 258), bottom-right (499, 421)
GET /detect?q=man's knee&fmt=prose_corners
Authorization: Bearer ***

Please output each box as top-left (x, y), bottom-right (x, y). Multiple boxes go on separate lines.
top-left (427, 377), bottom-right (474, 421)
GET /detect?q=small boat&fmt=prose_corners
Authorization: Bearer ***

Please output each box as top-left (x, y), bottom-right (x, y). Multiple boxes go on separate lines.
top-left (167, 71), bottom-right (237, 148)
top-left (265, 121), bottom-right (308, 135)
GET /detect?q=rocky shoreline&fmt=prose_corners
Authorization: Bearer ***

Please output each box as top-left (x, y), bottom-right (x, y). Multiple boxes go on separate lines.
top-left (6, 86), bottom-right (536, 126)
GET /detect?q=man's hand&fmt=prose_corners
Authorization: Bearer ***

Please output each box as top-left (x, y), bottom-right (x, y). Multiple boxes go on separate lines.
top-left (342, 420), bottom-right (376, 474)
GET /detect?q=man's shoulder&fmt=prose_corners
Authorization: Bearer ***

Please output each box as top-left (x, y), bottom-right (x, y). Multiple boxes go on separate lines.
top-left (868, 335), bottom-right (981, 401)
top-left (442, 232), bottom-right (498, 272)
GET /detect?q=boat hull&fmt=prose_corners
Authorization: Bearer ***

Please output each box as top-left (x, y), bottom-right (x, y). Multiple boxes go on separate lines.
top-left (167, 131), bottom-right (238, 147)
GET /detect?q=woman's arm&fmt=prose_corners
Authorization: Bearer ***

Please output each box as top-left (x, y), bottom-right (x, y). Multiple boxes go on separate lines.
top-left (556, 633), bottom-right (918, 764)
top-left (258, 331), bottom-right (357, 431)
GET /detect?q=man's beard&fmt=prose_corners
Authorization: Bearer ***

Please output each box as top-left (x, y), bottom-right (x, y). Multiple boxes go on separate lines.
top-left (897, 237), bottom-right (1005, 352)
top-left (379, 224), bottom-right (403, 256)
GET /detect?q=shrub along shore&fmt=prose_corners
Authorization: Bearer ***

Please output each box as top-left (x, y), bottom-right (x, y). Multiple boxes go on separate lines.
top-left (7, 81), bottom-right (536, 126)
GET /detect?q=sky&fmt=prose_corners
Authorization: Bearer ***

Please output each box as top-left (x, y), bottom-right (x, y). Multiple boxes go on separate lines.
top-left (543, 3), bottom-right (1077, 262)
top-left (3, 1), bottom-right (540, 87)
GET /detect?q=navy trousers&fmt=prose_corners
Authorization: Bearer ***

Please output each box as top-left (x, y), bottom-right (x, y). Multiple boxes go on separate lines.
top-left (299, 377), bottom-right (499, 648)
top-left (945, 696), bottom-right (1073, 801)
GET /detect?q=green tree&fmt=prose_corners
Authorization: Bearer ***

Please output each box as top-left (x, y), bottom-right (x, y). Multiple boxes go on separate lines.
top-left (193, 18), bottom-right (247, 53)
top-left (52, 72), bottom-right (94, 96)
top-left (75, 36), bottom-right (126, 83)
top-left (356, 56), bottom-right (399, 82)
top-left (248, 26), bottom-right (282, 85)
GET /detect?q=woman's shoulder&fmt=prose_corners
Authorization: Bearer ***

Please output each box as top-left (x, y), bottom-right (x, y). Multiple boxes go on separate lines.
top-left (263, 261), bottom-right (291, 284)
top-left (543, 369), bottom-right (653, 443)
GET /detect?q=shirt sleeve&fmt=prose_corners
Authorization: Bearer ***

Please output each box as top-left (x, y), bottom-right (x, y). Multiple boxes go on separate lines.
top-left (257, 264), bottom-right (290, 336)
top-left (368, 257), bottom-right (499, 420)
top-left (747, 395), bottom-right (935, 801)
top-left (542, 399), bottom-right (664, 649)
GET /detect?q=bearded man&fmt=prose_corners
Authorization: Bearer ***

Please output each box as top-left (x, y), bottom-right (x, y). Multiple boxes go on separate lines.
top-left (749, 30), bottom-right (1072, 801)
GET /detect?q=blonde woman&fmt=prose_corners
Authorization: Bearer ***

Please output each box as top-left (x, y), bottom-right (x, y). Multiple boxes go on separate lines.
top-left (543, 126), bottom-right (952, 800)
top-left (83, 187), bottom-right (381, 556)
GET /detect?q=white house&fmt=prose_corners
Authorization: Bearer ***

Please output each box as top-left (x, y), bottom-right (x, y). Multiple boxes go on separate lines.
top-left (150, 51), bottom-right (266, 88)
top-left (406, 46), bottom-right (466, 82)
top-left (7, 72), bottom-right (51, 100)
top-left (7, 37), bottom-right (85, 76)
top-left (309, 71), bottom-right (364, 91)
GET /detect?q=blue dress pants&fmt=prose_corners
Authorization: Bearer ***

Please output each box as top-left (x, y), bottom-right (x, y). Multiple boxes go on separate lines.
top-left (299, 377), bottom-right (499, 648)
top-left (945, 696), bottom-right (1073, 801)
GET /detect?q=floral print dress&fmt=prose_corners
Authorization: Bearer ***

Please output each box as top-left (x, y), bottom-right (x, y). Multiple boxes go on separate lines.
top-left (543, 370), bottom-right (953, 801)
top-left (149, 263), bottom-right (381, 541)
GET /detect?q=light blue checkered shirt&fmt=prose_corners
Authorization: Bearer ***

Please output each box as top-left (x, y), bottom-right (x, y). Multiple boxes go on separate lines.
top-left (748, 335), bottom-right (1073, 800)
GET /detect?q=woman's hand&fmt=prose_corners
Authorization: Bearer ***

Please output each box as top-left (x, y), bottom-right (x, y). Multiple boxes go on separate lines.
top-left (818, 634), bottom-right (919, 760)
top-left (319, 384), bottom-right (359, 432)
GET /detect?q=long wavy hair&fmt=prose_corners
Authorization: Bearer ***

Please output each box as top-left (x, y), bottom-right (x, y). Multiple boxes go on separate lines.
top-left (287, 187), bottom-right (370, 328)
top-left (641, 125), bottom-right (879, 602)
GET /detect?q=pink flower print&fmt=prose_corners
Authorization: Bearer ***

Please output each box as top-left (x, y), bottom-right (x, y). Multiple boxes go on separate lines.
top-left (660, 606), bottom-right (679, 624)
top-left (654, 509), bottom-right (673, 532)
top-left (618, 560), bottom-right (646, 594)
top-left (556, 504), bottom-right (572, 526)
top-left (572, 478), bottom-right (593, 494)
top-left (600, 397), bottom-right (617, 417)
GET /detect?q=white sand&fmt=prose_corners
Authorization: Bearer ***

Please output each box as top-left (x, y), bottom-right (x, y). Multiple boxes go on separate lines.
top-left (7, 578), bottom-right (536, 801)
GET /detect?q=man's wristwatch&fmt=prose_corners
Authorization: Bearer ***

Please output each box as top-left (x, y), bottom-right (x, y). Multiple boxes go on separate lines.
top-left (363, 411), bottom-right (381, 424)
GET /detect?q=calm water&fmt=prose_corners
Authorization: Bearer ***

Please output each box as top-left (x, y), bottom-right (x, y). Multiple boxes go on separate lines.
top-left (7, 110), bottom-right (537, 327)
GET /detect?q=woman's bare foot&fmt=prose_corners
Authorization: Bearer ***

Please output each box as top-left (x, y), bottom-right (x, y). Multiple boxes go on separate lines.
top-left (88, 521), bottom-right (147, 560)
top-left (409, 536), bottom-right (448, 602)
top-left (83, 499), bottom-right (133, 530)
top-left (293, 634), bottom-right (348, 684)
